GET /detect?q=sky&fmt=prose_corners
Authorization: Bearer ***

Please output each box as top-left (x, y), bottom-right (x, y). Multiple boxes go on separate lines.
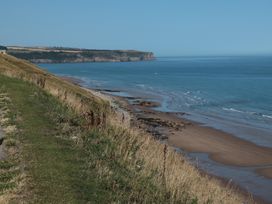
top-left (1, 0), bottom-right (272, 56)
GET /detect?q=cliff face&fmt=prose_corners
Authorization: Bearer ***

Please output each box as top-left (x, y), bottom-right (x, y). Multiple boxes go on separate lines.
top-left (6, 46), bottom-right (155, 63)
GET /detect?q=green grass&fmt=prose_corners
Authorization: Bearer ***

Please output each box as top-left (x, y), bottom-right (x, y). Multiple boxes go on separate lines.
top-left (0, 182), bottom-right (16, 193)
top-left (0, 161), bottom-right (14, 170)
top-left (0, 75), bottom-right (195, 203)
top-left (0, 171), bottom-right (18, 183)
top-left (0, 159), bottom-right (17, 194)
top-left (0, 53), bottom-right (248, 204)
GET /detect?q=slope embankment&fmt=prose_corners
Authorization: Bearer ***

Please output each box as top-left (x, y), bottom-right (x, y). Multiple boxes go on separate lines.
top-left (0, 53), bottom-right (252, 203)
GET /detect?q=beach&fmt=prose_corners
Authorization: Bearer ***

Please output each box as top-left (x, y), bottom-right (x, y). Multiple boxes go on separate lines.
top-left (114, 95), bottom-right (272, 172)
top-left (99, 91), bottom-right (272, 204)
top-left (41, 57), bottom-right (272, 203)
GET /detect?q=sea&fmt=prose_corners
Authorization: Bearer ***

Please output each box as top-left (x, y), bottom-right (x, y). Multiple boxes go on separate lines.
top-left (39, 56), bottom-right (272, 202)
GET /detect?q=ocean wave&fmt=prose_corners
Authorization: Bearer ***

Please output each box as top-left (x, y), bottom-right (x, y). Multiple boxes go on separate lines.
top-left (263, 114), bottom-right (272, 119)
top-left (222, 107), bottom-right (257, 115)
top-left (222, 107), bottom-right (244, 113)
top-left (222, 107), bottom-right (272, 120)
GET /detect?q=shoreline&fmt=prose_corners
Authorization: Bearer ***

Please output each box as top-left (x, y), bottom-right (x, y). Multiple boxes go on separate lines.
top-left (112, 94), bottom-right (272, 204)
top-left (1, 53), bottom-right (263, 203)
top-left (60, 76), bottom-right (272, 203)
top-left (113, 94), bottom-right (272, 173)
top-left (61, 74), bottom-right (272, 174)
top-left (108, 93), bottom-right (272, 203)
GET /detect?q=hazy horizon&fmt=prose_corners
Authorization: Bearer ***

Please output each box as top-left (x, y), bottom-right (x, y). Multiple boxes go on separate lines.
top-left (1, 0), bottom-right (272, 56)
top-left (4, 45), bottom-right (272, 58)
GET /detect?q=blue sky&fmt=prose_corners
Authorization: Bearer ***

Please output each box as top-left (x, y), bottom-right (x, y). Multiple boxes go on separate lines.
top-left (1, 0), bottom-right (272, 56)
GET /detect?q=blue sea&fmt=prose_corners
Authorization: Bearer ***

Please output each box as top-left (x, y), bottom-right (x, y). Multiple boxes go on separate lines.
top-left (39, 56), bottom-right (272, 148)
top-left (39, 56), bottom-right (272, 202)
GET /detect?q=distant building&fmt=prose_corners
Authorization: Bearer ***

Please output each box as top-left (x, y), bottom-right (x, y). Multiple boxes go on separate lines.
top-left (0, 46), bottom-right (7, 54)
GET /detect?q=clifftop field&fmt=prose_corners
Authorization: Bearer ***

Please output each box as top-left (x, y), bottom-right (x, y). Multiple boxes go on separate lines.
top-left (6, 46), bottom-right (155, 63)
top-left (0, 53), bottom-right (250, 203)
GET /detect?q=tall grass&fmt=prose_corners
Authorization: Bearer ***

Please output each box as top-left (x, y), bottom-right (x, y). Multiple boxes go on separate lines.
top-left (0, 54), bottom-right (252, 203)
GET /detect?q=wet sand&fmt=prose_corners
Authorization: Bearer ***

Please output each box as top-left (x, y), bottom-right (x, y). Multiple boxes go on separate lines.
top-left (168, 122), bottom-right (272, 167)
top-left (125, 99), bottom-right (272, 204)
top-left (116, 96), bottom-right (272, 178)
top-left (110, 95), bottom-right (272, 203)
top-left (257, 168), bottom-right (272, 179)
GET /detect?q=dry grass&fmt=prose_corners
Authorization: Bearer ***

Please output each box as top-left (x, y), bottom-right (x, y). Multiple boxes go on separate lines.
top-left (0, 90), bottom-right (27, 203)
top-left (0, 54), bottom-right (110, 127)
top-left (0, 54), bottom-right (254, 203)
top-left (102, 126), bottom-right (251, 204)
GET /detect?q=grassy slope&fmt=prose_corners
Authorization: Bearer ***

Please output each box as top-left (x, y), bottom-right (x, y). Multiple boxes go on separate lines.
top-left (1, 75), bottom-right (97, 203)
top-left (0, 75), bottom-right (174, 203)
top-left (0, 54), bottom-right (249, 204)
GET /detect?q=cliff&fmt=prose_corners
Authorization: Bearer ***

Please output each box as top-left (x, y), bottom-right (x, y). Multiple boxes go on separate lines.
top-left (0, 54), bottom-right (248, 203)
top-left (6, 46), bottom-right (155, 63)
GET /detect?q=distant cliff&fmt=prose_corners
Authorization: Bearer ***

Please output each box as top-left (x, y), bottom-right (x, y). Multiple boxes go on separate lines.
top-left (6, 46), bottom-right (155, 63)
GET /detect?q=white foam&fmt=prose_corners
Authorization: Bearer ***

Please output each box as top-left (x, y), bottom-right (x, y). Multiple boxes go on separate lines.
top-left (263, 114), bottom-right (272, 119)
top-left (222, 107), bottom-right (244, 113)
top-left (223, 108), bottom-right (272, 121)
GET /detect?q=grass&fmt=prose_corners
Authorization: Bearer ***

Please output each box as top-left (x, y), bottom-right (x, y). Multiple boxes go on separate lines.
top-left (0, 54), bottom-right (250, 204)
top-left (0, 161), bottom-right (14, 171)
top-left (0, 75), bottom-right (187, 203)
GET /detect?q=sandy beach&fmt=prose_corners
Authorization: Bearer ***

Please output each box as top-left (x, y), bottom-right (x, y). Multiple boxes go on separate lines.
top-left (110, 94), bottom-right (272, 180)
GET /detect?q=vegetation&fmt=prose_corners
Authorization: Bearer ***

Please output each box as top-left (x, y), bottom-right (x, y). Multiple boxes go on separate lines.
top-left (6, 46), bottom-right (154, 63)
top-left (0, 54), bottom-right (250, 203)
top-left (0, 75), bottom-right (171, 203)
